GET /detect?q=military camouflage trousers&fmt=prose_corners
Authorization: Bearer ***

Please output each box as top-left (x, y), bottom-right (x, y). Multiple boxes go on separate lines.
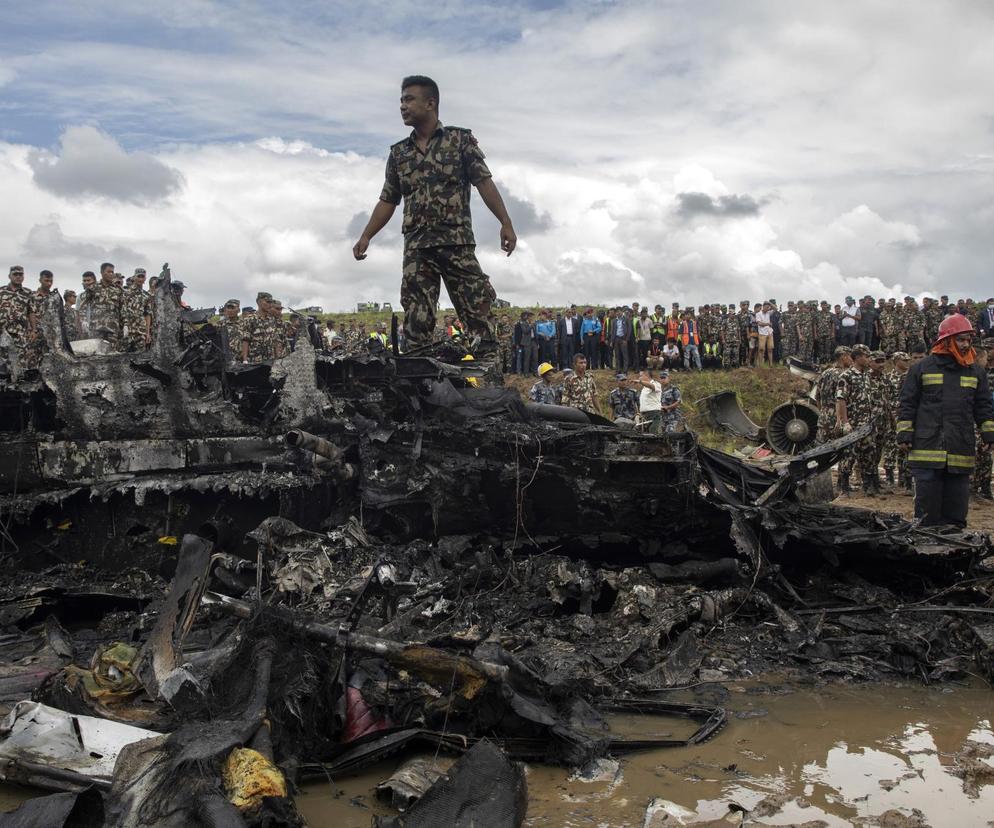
top-left (722, 343), bottom-right (741, 368)
top-left (815, 411), bottom-right (837, 444)
top-left (816, 336), bottom-right (834, 362)
top-left (122, 333), bottom-right (148, 353)
top-left (972, 435), bottom-right (992, 493)
top-left (838, 431), bottom-right (881, 481)
top-left (782, 332), bottom-right (798, 359)
top-left (402, 245), bottom-right (496, 348)
top-left (882, 431), bottom-right (908, 478)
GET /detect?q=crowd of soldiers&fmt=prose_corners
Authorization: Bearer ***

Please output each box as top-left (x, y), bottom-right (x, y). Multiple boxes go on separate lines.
top-left (493, 294), bottom-right (992, 374)
top-left (814, 343), bottom-right (994, 501)
top-left (0, 265), bottom-right (335, 371)
top-left (0, 264), bottom-right (171, 369)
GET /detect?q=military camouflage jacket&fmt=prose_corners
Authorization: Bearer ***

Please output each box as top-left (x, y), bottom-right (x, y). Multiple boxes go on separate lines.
top-left (123, 287), bottom-right (151, 333)
top-left (836, 367), bottom-right (873, 426)
top-left (0, 284), bottom-right (34, 340)
top-left (379, 124), bottom-right (492, 249)
top-left (242, 315), bottom-right (282, 362)
top-left (90, 283), bottom-right (124, 342)
top-left (561, 372), bottom-right (598, 413)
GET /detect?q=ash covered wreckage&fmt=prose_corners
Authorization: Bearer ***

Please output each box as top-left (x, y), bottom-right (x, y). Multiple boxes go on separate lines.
top-left (1, 273), bottom-right (993, 828)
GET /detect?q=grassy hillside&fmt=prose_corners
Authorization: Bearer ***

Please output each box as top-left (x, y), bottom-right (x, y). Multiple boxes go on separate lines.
top-left (504, 365), bottom-right (810, 451)
top-left (312, 304), bottom-right (612, 330)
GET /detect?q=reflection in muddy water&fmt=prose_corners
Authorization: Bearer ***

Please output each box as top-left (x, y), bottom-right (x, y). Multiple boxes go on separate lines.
top-left (1, 682), bottom-right (992, 825)
top-left (291, 682), bottom-right (994, 827)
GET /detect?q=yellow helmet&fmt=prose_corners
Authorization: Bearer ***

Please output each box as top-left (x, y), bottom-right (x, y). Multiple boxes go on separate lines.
top-left (461, 353), bottom-right (479, 386)
top-left (537, 362), bottom-right (555, 376)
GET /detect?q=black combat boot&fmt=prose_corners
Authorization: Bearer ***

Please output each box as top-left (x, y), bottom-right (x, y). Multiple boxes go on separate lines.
top-left (837, 473), bottom-right (851, 495)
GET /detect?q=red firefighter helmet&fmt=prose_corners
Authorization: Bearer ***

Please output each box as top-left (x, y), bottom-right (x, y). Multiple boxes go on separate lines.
top-left (935, 313), bottom-right (975, 342)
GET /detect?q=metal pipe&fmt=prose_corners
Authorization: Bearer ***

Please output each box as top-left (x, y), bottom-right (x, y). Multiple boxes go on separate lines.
top-left (285, 429), bottom-right (342, 461)
top-left (202, 591), bottom-right (509, 683)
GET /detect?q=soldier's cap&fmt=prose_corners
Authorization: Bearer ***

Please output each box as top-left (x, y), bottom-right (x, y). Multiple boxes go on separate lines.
top-left (224, 300), bottom-right (238, 309)
top-left (904, 295), bottom-right (914, 300)
top-left (845, 296), bottom-right (854, 302)
top-left (820, 300), bottom-right (829, 306)
top-left (243, 306), bottom-right (255, 313)
top-left (63, 289), bottom-right (76, 298)
top-left (851, 344), bottom-right (871, 356)
top-left (271, 299), bottom-right (283, 307)
top-left (256, 291), bottom-right (272, 301)
top-left (10, 265), bottom-right (23, 274)
top-left (870, 350), bottom-right (887, 360)
top-left (833, 346), bottom-right (851, 357)
top-left (133, 268), bottom-right (146, 276)
top-left (226, 298), bottom-right (241, 306)
top-left (740, 300), bottom-right (748, 305)
top-left (171, 280), bottom-right (185, 290)
top-left (890, 351), bottom-right (910, 361)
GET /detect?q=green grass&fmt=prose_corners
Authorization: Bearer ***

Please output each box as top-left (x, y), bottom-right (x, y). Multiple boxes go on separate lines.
top-left (504, 365), bottom-right (809, 451)
top-left (312, 305), bottom-right (617, 330)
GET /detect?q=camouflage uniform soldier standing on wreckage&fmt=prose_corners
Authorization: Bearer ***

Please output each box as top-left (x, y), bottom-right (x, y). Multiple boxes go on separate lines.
top-left (353, 75), bottom-right (517, 349)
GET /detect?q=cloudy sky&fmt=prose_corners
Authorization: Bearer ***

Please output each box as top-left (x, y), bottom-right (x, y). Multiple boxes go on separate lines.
top-left (2, 1), bottom-right (992, 312)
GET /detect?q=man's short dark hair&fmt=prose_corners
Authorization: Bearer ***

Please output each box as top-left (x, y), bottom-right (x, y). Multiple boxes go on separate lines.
top-left (402, 75), bottom-right (439, 105)
top-left (100, 262), bottom-right (114, 272)
top-left (82, 271), bottom-right (95, 279)
top-left (40, 269), bottom-right (53, 278)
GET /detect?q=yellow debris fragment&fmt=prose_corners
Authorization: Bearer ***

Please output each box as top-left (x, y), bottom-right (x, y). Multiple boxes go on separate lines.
top-left (222, 747), bottom-right (287, 812)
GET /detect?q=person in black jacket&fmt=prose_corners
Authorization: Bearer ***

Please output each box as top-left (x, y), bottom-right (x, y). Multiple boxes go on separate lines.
top-left (897, 314), bottom-right (994, 527)
top-left (558, 306), bottom-right (581, 369)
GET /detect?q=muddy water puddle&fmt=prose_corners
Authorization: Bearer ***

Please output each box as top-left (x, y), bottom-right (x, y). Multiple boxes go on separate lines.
top-left (1, 681), bottom-right (991, 825)
top-left (295, 682), bottom-right (994, 827)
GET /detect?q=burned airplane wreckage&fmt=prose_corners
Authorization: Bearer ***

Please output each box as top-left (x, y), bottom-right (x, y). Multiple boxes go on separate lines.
top-left (1, 278), bottom-right (993, 827)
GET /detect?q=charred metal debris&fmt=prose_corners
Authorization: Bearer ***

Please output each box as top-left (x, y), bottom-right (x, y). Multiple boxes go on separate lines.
top-left (1, 291), bottom-right (993, 826)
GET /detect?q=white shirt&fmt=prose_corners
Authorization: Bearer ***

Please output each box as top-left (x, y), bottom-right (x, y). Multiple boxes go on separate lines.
top-left (564, 316), bottom-right (574, 335)
top-left (754, 310), bottom-right (773, 336)
top-left (662, 344), bottom-right (679, 358)
top-left (841, 303), bottom-right (859, 327)
top-left (639, 379), bottom-right (662, 412)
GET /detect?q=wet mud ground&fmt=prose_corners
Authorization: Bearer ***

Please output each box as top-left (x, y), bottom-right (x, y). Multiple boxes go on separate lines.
top-left (280, 681), bottom-right (994, 827)
top-left (2, 681), bottom-right (992, 827)
top-left (838, 485), bottom-right (994, 534)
